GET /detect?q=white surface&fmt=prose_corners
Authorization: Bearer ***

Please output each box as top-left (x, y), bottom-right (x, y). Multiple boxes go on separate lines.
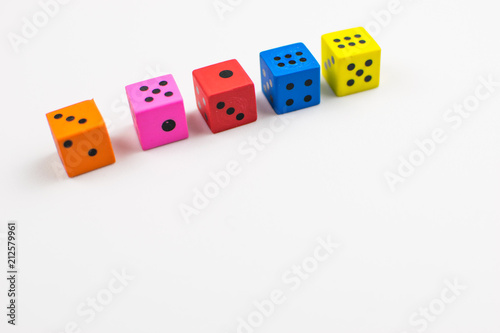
top-left (1, 0), bottom-right (499, 332)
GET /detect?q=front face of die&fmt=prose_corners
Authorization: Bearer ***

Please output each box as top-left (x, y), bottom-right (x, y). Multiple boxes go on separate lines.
top-left (260, 43), bottom-right (321, 114)
top-left (193, 59), bottom-right (257, 134)
top-left (46, 100), bottom-right (115, 178)
top-left (208, 86), bottom-right (257, 133)
top-left (126, 75), bottom-right (189, 150)
top-left (322, 27), bottom-right (381, 97)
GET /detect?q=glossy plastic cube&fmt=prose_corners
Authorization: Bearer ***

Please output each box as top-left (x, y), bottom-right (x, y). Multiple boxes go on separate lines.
top-left (46, 100), bottom-right (115, 178)
top-left (260, 43), bottom-right (321, 114)
top-left (322, 27), bottom-right (381, 96)
top-left (126, 74), bottom-right (189, 150)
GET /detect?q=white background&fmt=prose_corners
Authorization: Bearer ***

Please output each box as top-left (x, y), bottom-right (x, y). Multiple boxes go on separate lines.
top-left (1, 0), bottom-right (499, 332)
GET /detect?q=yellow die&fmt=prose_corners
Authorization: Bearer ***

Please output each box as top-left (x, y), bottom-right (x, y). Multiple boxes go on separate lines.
top-left (322, 27), bottom-right (381, 97)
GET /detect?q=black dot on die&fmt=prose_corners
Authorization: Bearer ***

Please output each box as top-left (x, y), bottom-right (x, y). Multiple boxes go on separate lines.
top-left (278, 63), bottom-right (285, 67)
top-left (347, 80), bottom-right (355, 86)
top-left (366, 60), bottom-right (373, 67)
top-left (300, 58), bottom-right (307, 62)
top-left (334, 39), bottom-right (341, 42)
top-left (79, 118), bottom-right (87, 124)
top-left (217, 102), bottom-right (225, 109)
top-left (165, 92), bottom-right (173, 97)
top-left (365, 75), bottom-right (373, 82)
top-left (360, 40), bottom-right (366, 44)
top-left (304, 95), bottom-right (312, 102)
top-left (159, 81), bottom-right (168, 86)
top-left (226, 107), bottom-right (235, 115)
top-left (274, 56), bottom-right (281, 61)
top-left (285, 54), bottom-right (292, 58)
top-left (356, 70), bottom-right (364, 77)
top-left (140, 86), bottom-right (148, 91)
top-left (54, 114), bottom-right (63, 119)
top-left (338, 44), bottom-right (345, 48)
top-left (348, 63), bottom-right (355, 71)
top-left (344, 36), bottom-right (351, 40)
top-left (286, 83), bottom-right (294, 90)
top-left (296, 52), bottom-right (303, 56)
top-left (305, 79), bottom-right (313, 86)
top-left (145, 97), bottom-right (154, 102)
top-left (63, 140), bottom-right (72, 148)
top-left (236, 113), bottom-right (244, 121)
top-left (286, 99), bottom-right (294, 106)
top-left (289, 60), bottom-right (296, 65)
top-left (152, 89), bottom-right (161, 94)
top-left (88, 149), bottom-right (97, 157)
top-left (66, 116), bottom-right (75, 122)
top-left (219, 70), bottom-right (233, 78)
top-left (349, 42), bottom-right (356, 46)
top-left (354, 34), bottom-right (361, 38)
top-left (162, 120), bottom-right (176, 132)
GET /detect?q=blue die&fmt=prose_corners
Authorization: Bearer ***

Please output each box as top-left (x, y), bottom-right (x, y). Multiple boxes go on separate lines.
top-left (260, 43), bottom-right (321, 114)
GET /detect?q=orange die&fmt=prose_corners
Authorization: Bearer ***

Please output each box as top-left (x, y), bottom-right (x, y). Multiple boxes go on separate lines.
top-left (46, 100), bottom-right (115, 178)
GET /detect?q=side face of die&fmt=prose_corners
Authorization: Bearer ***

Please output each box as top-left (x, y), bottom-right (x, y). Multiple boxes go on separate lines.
top-left (126, 74), bottom-right (189, 150)
top-left (46, 100), bottom-right (115, 178)
top-left (260, 43), bottom-right (321, 114)
top-left (322, 27), bottom-right (381, 97)
top-left (193, 59), bottom-right (257, 134)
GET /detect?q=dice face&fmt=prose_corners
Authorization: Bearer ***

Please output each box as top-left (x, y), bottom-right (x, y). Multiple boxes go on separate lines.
top-left (46, 100), bottom-right (115, 178)
top-left (260, 43), bottom-right (321, 114)
top-left (193, 59), bottom-right (257, 134)
top-left (126, 74), bottom-right (189, 150)
top-left (322, 27), bottom-right (381, 97)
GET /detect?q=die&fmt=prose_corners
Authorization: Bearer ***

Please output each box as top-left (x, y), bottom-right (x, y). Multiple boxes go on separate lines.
top-left (322, 27), bottom-right (381, 97)
top-left (46, 100), bottom-right (115, 178)
top-left (126, 74), bottom-right (189, 150)
top-left (193, 59), bottom-right (257, 134)
top-left (260, 42), bottom-right (321, 114)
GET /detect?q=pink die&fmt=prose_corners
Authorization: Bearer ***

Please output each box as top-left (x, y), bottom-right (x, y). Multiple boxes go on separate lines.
top-left (126, 74), bottom-right (189, 150)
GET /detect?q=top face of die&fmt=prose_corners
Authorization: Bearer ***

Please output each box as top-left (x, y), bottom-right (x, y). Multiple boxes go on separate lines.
top-left (46, 100), bottom-right (104, 139)
top-left (125, 74), bottom-right (183, 113)
top-left (260, 43), bottom-right (320, 77)
top-left (322, 27), bottom-right (380, 58)
top-left (192, 59), bottom-right (253, 96)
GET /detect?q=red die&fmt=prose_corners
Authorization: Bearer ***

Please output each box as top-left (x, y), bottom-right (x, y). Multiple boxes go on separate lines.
top-left (193, 59), bottom-right (257, 134)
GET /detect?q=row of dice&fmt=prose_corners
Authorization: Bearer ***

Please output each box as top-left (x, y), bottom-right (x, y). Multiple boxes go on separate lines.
top-left (46, 27), bottom-right (381, 178)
